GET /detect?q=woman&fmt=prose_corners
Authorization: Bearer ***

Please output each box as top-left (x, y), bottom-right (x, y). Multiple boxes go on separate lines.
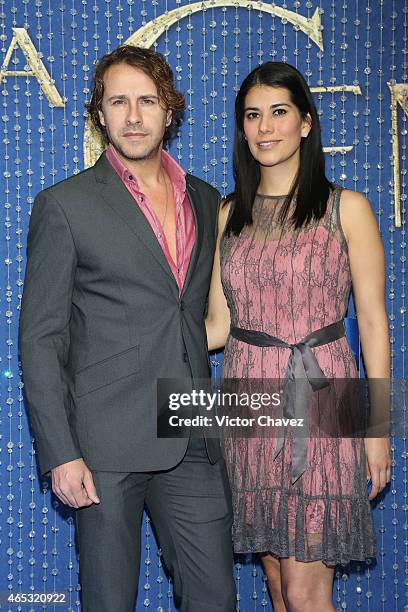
top-left (206, 62), bottom-right (391, 612)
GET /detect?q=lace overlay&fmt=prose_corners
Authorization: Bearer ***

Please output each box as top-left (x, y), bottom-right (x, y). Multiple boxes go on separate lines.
top-left (220, 187), bottom-right (375, 565)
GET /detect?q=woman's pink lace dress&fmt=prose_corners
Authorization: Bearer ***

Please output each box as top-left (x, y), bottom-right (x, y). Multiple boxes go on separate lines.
top-left (220, 187), bottom-right (375, 565)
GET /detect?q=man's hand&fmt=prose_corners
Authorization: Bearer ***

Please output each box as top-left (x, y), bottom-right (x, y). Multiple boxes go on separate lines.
top-left (51, 458), bottom-right (100, 508)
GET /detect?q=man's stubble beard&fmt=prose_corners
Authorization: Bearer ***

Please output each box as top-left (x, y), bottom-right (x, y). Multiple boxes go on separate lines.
top-left (106, 126), bottom-right (165, 163)
top-left (114, 139), bottom-right (162, 162)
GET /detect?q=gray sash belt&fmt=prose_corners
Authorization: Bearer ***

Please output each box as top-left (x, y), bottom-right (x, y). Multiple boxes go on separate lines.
top-left (229, 320), bottom-right (345, 483)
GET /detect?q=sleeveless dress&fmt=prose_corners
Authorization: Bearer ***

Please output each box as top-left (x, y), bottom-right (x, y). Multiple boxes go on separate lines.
top-left (220, 187), bottom-right (376, 566)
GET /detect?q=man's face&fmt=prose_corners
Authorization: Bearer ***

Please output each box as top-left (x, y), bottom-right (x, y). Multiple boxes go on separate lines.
top-left (98, 62), bottom-right (172, 163)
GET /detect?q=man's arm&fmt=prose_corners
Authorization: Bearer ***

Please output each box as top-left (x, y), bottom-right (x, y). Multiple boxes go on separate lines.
top-left (20, 190), bottom-right (81, 474)
top-left (20, 191), bottom-right (100, 507)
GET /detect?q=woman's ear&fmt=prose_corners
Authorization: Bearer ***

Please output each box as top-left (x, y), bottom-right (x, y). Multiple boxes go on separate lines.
top-left (301, 113), bottom-right (312, 138)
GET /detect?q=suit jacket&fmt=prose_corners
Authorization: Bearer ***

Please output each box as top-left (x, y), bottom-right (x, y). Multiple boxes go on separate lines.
top-left (19, 152), bottom-right (221, 476)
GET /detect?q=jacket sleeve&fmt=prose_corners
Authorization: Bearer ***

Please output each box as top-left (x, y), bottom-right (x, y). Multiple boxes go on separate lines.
top-left (19, 190), bottom-right (82, 475)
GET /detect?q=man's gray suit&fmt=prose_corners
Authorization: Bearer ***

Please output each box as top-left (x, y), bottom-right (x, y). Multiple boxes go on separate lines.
top-left (19, 152), bottom-right (235, 611)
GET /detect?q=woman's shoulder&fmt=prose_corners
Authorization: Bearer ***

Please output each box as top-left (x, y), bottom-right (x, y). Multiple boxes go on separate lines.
top-left (338, 188), bottom-right (375, 219)
top-left (336, 188), bottom-right (379, 243)
top-left (338, 187), bottom-right (370, 205)
top-left (329, 185), bottom-right (372, 217)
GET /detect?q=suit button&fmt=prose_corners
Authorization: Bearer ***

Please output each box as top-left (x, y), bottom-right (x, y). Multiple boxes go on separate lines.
top-left (179, 300), bottom-right (185, 311)
top-left (183, 352), bottom-right (188, 362)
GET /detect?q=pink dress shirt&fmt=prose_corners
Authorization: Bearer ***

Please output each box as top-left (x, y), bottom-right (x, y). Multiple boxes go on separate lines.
top-left (106, 144), bottom-right (196, 294)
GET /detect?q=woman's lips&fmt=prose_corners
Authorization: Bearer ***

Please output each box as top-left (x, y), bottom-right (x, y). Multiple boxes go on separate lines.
top-left (256, 140), bottom-right (281, 149)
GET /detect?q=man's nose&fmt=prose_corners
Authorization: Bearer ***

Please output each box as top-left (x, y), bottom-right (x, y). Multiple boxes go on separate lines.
top-left (126, 102), bottom-right (142, 126)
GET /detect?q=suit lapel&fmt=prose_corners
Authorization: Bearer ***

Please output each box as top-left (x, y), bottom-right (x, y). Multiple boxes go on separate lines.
top-left (93, 153), bottom-right (176, 285)
top-left (182, 177), bottom-right (204, 296)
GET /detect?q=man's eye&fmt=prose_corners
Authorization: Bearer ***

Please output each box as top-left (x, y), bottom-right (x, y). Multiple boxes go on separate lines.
top-left (141, 98), bottom-right (154, 105)
top-left (112, 99), bottom-right (125, 105)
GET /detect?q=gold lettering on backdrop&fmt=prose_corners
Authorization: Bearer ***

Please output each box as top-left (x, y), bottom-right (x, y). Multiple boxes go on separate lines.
top-left (126, 1), bottom-right (323, 50)
top-left (310, 86), bottom-right (362, 155)
top-left (0, 28), bottom-right (64, 107)
top-left (84, 1), bottom-right (323, 166)
top-left (311, 85), bottom-right (362, 95)
top-left (388, 83), bottom-right (408, 228)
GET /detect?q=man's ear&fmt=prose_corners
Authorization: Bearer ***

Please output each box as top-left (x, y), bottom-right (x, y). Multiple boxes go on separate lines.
top-left (301, 113), bottom-right (312, 138)
top-left (166, 109), bottom-right (172, 128)
top-left (98, 109), bottom-right (106, 127)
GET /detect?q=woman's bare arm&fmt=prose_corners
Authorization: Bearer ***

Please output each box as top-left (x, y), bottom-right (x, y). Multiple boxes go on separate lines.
top-left (340, 189), bottom-right (391, 500)
top-left (206, 202), bottom-right (232, 351)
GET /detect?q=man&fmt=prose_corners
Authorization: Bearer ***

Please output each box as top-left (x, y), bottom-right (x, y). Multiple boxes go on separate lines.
top-left (19, 45), bottom-right (236, 612)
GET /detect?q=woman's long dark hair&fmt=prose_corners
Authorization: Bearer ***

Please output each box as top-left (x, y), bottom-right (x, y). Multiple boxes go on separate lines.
top-left (225, 62), bottom-right (333, 235)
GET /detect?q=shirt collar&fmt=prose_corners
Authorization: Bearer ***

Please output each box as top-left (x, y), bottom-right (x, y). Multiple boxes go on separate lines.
top-left (106, 144), bottom-right (186, 198)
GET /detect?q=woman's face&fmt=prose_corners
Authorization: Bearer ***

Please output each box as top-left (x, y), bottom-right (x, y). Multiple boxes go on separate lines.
top-left (242, 85), bottom-right (311, 170)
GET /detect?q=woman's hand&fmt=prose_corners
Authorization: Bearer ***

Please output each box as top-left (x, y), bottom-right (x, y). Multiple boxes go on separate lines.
top-left (364, 437), bottom-right (391, 501)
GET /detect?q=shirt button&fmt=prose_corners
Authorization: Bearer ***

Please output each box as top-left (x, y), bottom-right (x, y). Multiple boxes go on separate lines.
top-left (179, 300), bottom-right (185, 311)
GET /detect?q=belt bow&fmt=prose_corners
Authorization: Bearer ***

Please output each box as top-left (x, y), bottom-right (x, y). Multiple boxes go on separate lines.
top-left (230, 320), bottom-right (345, 483)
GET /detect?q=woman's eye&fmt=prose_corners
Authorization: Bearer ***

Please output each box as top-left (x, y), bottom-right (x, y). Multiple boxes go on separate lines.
top-left (274, 108), bottom-right (287, 116)
top-left (246, 112), bottom-right (259, 120)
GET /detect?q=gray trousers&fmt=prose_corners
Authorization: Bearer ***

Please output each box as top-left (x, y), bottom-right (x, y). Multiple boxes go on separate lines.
top-left (75, 437), bottom-right (236, 611)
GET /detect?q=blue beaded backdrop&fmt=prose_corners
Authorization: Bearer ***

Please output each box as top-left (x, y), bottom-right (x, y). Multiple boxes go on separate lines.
top-left (0, 1), bottom-right (406, 610)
